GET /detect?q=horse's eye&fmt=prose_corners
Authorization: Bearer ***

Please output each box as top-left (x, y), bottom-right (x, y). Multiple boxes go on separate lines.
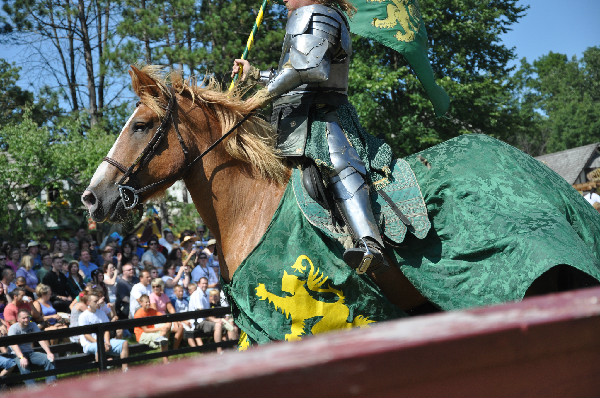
top-left (132, 122), bottom-right (148, 133)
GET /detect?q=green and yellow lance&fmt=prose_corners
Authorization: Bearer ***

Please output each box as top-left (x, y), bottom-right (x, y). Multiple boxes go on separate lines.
top-left (228, 0), bottom-right (271, 92)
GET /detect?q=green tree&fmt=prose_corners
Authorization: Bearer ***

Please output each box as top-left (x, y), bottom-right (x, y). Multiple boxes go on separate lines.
top-left (1, 0), bottom-right (125, 125)
top-left (0, 109), bottom-right (114, 239)
top-left (513, 47), bottom-right (600, 154)
top-left (115, 0), bottom-right (286, 82)
top-left (348, 0), bottom-right (529, 156)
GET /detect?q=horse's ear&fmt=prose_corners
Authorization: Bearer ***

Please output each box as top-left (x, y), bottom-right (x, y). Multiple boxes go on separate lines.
top-left (129, 65), bottom-right (161, 98)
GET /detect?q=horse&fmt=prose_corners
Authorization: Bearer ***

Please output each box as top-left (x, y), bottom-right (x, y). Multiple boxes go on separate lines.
top-left (83, 65), bottom-right (600, 346)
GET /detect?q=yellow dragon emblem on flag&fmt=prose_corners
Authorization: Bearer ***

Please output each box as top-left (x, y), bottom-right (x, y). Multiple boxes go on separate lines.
top-left (255, 255), bottom-right (374, 341)
top-left (368, 0), bottom-right (424, 42)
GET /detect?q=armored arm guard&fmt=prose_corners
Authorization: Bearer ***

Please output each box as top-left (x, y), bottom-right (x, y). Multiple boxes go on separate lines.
top-left (266, 5), bottom-right (351, 98)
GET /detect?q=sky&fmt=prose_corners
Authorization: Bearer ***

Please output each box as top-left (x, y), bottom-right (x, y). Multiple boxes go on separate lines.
top-left (1, 0), bottom-right (600, 90)
top-left (501, 0), bottom-right (600, 66)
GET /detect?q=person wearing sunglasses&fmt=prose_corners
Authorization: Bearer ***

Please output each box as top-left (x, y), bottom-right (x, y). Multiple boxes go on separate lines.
top-left (141, 237), bottom-right (166, 270)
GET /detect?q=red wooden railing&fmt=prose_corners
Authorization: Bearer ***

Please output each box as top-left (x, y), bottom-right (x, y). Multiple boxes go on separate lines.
top-left (6, 286), bottom-right (600, 397)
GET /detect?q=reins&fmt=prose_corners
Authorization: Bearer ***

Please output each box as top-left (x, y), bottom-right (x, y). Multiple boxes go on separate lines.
top-left (104, 88), bottom-right (255, 210)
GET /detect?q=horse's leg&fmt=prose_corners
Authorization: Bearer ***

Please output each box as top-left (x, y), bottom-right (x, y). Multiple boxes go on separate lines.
top-left (525, 264), bottom-right (600, 297)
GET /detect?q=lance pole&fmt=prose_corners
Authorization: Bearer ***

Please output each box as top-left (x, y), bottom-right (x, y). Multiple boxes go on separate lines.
top-left (228, 0), bottom-right (271, 92)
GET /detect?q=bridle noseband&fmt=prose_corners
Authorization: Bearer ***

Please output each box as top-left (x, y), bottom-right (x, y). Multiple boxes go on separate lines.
top-left (103, 87), bottom-right (254, 210)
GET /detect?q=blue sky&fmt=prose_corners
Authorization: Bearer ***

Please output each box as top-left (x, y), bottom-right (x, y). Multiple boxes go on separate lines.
top-left (501, 0), bottom-right (600, 65)
top-left (1, 0), bottom-right (599, 89)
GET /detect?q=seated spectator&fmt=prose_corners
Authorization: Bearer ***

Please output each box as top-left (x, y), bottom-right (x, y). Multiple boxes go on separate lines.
top-left (69, 292), bottom-right (88, 343)
top-left (103, 262), bottom-right (118, 304)
top-left (8, 309), bottom-right (56, 386)
top-left (42, 253), bottom-right (73, 312)
top-left (115, 263), bottom-right (138, 320)
top-left (134, 295), bottom-right (170, 364)
top-left (189, 277), bottom-right (224, 353)
top-left (203, 239), bottom-right (220, 280)
top-left (66, 260), bottom-right (86, 298)
top-left (5, 248), bottom-right (20, 273)
top-left (32, 284), bottom-right (68, 336)
top-left (78, 292), bottom-right (129, 372)
top-left (129, 270), bottom-right (152, 319)
top-left (208, 289), bottom-right (238, 342)
top-left (150, 278), bottom-right (183, 349)
top-left (93, 287), bottom-right (118, 323)
top-left (180, 237), bottom-right (198, 269)
top-left (191, 253), bottom-right (219, 290)
top-left (26, 241), bottom-right (42, 269)
top-left (0, 253), bottom-right (7, 270)
top-left (99, 245), bottom-right (117, 269)
top-left (187, 282), bottom-right (197, 296)
top-left (16, 255), bottom-right (38, 295)
top-left (148, 266), bottom-right (160, 280)
top-left (141, 237), bottom-right (167, 269)
top-left (36, 253), bottom-right (53, 283)
top-left (91, 269), bottom-right (110, 304)
top-left (0, 352), bottom-right (17, 377)
top-left (159, 229), bottom-right (179, 254)
top-left (119, 242), bottom-right (135, 269)
top-left (78, 250), bottom-right (98, 282)
top-left (131, 254), bottom-right (142, 276)
top-left (167, 246), bottom-right (184, 270)
top-left (126, 235), bottom-right (145, 261)
top-left (172, 285), bottom-right (203, 347)
top-left (4, 288), bottom-right (41, 326)
top-left (1, 268), bottom-right (16, 295)
top-left (15, 277), bottom-right (34, 300)
top-left (0, 284), bottom-right (8, 328)
top-left (162, 260), bottom-right (189, 301)
top-left (60, 240), bottom-right (74, 263)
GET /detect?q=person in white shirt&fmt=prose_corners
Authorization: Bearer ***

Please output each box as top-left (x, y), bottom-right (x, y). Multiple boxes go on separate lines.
top-left (188, 277), bottom-right (223, 353)
top-left (78, 292), bottom-right (129, 372)
top-left (158, 229), bottom-right (180, 254)
top-left (129, 270), bottom-right (152, 318)
top-left (584, 188), bottom-right (600, 207)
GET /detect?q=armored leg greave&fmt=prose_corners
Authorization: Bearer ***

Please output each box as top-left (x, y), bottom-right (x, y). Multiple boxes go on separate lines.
top-left (326, 122), bottom-right (387, 273)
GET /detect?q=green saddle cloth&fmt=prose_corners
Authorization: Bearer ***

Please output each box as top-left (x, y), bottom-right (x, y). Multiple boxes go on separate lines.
top-left (223, 134), bottom-right (600, 348)
top-left (291, 157), bottom-right (431, 246)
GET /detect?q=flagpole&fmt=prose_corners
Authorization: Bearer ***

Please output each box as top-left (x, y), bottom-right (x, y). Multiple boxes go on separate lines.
top-left (228, 0), bottom-right (271, 92)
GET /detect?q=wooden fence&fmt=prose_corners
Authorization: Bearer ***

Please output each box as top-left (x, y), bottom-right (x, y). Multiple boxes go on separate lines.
top-left (0, 307), bottom-right (236, 385)
top-left (4, 286), bottom-right (600, 397)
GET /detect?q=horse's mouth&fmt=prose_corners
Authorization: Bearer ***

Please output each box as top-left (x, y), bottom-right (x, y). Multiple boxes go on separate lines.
top-left (108, 199), bottom-right (129, 222)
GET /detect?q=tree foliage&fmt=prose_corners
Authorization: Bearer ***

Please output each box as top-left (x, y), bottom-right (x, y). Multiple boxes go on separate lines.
top-left (0, 108), bottom-right (114, 238)
top-left (0, 0), bottom-right (599, 238)
top-left (115, 0), bottom-right (286, 82)
top-left (511, 47), bottom-right (600, 154)
top-left (349, 0), bottom-right (530, 156)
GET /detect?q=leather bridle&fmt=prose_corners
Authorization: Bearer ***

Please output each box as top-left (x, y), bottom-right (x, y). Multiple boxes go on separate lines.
top-left (103, 87), bottom-right (255, 210)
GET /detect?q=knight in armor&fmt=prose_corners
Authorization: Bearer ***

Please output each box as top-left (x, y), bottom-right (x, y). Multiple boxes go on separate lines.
top-left (232, 0), bottom-right (393, 274)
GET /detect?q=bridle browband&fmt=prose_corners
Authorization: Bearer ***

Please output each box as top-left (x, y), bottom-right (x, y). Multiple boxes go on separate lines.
top-left (103, 87), bottom-right (255, 210)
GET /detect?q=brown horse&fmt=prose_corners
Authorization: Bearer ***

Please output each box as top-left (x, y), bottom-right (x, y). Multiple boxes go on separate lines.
top-left (82, 66), bottom-right (426, 311)
top-left (83, 66), bottom-right (600, 330)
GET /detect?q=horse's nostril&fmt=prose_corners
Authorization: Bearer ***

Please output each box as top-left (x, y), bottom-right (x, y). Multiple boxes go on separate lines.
top-left (81, 190), bottom-right (97, 207)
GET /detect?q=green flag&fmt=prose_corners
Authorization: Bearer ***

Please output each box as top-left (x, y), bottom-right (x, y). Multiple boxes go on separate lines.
top-left (347, 0), bottom-right (449, 116)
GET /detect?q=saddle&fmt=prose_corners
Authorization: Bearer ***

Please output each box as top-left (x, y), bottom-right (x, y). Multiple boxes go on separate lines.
top-left (294, 158), bottom-right (431, 248)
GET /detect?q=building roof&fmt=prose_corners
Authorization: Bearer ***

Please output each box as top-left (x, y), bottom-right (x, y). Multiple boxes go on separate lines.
top-left (535, 142), bottom-right (600, 184)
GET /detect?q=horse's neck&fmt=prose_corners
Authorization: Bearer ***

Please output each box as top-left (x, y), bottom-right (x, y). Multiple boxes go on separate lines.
top-left (184, 159), bottom-right (289, 282)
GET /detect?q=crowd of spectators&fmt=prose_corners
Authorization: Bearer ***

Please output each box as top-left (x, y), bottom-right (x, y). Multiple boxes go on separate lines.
top-left (0, 224), bottom-right (238, 386)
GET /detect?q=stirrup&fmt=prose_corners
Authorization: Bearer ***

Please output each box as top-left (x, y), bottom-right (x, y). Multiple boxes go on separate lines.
top-left (343, 238), bottom-right (388, 275)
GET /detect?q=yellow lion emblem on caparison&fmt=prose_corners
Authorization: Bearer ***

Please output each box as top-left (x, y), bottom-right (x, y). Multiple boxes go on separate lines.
top-left (255, 255), bottom-right (374, 341)
top-left (367, 0), bottom-right (424, 42)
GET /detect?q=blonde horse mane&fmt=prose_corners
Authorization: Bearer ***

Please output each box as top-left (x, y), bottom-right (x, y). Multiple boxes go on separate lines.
top-left (130, 65), bottom-right (288, 185)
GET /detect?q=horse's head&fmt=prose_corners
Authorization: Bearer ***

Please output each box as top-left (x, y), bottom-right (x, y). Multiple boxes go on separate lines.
top-left (82, 66), bottom-right (191, 222)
